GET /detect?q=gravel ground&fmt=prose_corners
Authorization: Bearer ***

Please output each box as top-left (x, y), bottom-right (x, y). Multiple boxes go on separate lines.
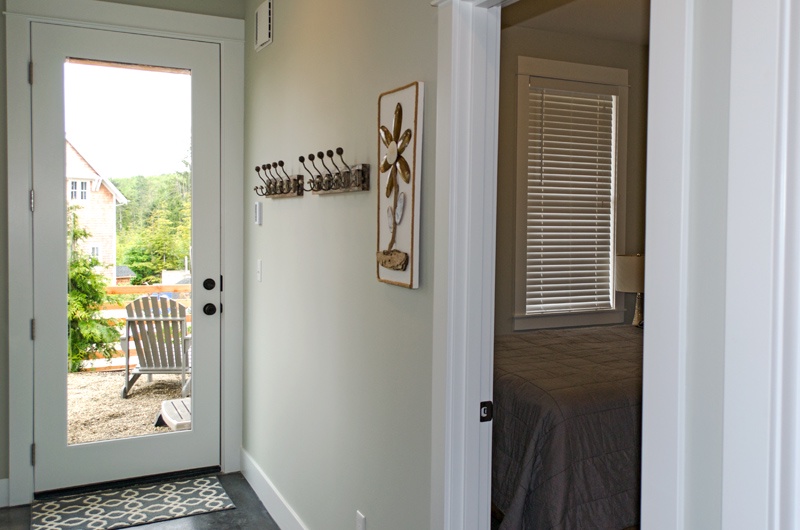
top-left (67, 371), bottom-right (183, 445)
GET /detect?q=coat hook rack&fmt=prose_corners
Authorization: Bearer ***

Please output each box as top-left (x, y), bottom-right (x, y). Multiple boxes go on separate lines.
top-left (300, 148), bottom-right (370, 195)
top-left (253, 161), bottom-right (304, 198)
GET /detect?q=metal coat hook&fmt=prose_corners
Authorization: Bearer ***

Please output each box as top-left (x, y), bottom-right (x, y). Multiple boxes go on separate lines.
top-left (252, 159), bottom-right (304, 198)
top-left (302, 147), bottom-right (370, 195)
top-left (253, 148), bottom-right (369, 198)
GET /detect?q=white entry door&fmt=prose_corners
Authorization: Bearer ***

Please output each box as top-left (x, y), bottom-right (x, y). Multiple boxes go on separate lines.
top-left (31, 22), bottom-right (222, 492)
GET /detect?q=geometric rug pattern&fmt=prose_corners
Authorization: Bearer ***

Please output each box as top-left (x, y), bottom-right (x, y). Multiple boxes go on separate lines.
top-left (31, 475), bottom-right (235, 530)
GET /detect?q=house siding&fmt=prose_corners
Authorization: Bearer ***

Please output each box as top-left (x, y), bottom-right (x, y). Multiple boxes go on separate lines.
top-left (66, 142), bottom-right (123, 284)
top-left (67, 180), bottom-right (118, 282)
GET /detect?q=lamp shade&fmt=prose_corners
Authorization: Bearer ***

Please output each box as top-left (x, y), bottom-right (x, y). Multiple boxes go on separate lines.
top-left (615, 254), bottom-right (644, 293)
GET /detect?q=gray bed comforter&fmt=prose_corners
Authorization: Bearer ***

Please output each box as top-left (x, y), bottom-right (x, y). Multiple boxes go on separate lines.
top-left (492, 325), bottom-right (643, 529)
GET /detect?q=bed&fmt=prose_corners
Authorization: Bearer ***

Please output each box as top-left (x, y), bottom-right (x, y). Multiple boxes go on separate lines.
top-left (492, 325), bottom-right (643, 529)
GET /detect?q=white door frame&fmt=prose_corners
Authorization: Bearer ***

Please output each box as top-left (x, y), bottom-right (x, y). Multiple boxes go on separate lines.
top-left (431, 1), bottom-right (503, 529)
top-left (722, 0), bottom-right (799, 528)
top-left (6, 0), bottom-right (244, 505)
top-left (433, 0), bottom-right (800, 529)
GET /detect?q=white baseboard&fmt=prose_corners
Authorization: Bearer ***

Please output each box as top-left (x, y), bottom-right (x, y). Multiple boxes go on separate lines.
top-left (0, 479), bottom-right (9, 508)
top-left (241, 449), bottom-right (308, 530)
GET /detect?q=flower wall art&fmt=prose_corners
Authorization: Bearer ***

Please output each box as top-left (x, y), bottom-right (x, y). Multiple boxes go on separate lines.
top-left (376, 82), bottom-right (424, 289)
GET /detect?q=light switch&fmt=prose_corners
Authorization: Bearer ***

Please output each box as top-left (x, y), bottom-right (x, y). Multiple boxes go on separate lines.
top-left (254, 201), bottom-right (263, 225)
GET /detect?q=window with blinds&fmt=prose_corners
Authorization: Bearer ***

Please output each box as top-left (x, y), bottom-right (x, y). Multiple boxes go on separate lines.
top-left (523, 87), bottom-right (616, 313)
top-left (514, 58), bottom-right (628, 325)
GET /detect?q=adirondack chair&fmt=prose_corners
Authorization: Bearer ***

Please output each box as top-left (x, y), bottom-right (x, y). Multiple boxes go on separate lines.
top-left (120, 295), bottom-right (191, 398)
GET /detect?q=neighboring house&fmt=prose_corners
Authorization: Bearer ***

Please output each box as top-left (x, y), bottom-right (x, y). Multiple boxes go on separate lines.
top-left (115, 265), bottom-right (135, 285)
top-left (66, 140), bottom-right (128, 284)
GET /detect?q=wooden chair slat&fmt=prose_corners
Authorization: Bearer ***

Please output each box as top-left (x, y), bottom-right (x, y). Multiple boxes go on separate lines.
top-left (121, 295), bottom-right (191, 398)
top-left (155, 296), bottom-right (171, 368)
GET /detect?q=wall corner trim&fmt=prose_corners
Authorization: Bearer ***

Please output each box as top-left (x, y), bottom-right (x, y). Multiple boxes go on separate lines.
top-left (0, 479), bottom-right (9, 508)
top-left (240, 449), bottom-right (308, 530)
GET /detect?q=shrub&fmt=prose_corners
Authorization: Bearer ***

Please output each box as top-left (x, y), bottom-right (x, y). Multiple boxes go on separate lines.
top-left (67, 210), bottom-right (121, 372)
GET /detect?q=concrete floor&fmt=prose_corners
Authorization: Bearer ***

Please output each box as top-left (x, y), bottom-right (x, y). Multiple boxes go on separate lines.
top-left (0, 473), bottom-right (279, 530)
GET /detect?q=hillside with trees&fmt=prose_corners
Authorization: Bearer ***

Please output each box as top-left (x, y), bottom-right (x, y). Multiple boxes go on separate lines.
top-left (111, 170), bottom-right (191, 285)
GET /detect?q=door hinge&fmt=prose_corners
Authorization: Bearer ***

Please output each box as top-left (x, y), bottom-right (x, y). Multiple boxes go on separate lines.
top-left (28, 61), bottom-right (33, 85)
top-left (220, 275), bottom-right (223, 292)
top-left (480, 401), bottom-right (493, 422)
top-left (220, 303), bottom-right (223, 314)
top-left (30, 443), bottom-right (35, 466)
top-left (30, 189), bottom-right (35, 212)
top-left (30, 318), bottom-right (36, 340)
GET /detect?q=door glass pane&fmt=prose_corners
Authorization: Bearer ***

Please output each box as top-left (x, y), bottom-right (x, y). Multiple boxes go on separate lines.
top-left (64, 58), bottom-right (193, 444)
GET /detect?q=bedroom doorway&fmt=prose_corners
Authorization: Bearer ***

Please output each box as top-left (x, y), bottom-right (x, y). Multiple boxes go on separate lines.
top-left (491, 0), bottom-right (650, 527)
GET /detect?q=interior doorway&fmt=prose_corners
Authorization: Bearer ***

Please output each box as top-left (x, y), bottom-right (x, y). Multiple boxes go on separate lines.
top-left (490, 0), bottom-right (650, 527)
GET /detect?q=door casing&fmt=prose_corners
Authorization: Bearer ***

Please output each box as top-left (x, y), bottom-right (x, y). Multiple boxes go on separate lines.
top-left (431, 1), bottom-right (800, 529)
top-left (31, 21), bottom-right (221, 492)
top-left (6, 0), bottom-right (244, 505)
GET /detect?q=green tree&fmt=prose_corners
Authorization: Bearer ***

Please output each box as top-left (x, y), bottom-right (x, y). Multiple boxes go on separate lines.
top-left (112, 170), bottom-right (192, 284)
top-left (67, 209), bottom-right (121, 372)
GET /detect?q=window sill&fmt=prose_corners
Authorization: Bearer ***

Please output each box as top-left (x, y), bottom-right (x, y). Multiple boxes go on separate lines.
top-left (513, 308), bottom-right (626, 331)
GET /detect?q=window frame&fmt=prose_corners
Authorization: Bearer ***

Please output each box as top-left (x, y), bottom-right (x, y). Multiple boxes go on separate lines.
top-left (68, 179), bottom-right (88, 201)
top-left (514, 57), bottom-right (629, 330)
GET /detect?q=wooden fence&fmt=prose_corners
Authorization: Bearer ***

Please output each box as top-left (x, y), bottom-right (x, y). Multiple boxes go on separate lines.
top-left (101, 284), bottom-right (191, 312)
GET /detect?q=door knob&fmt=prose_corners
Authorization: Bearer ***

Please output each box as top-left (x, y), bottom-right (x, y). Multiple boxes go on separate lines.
top-left (203, 303), bottom-right (217, 315)
top-left (203, 278), bottom-right (216, 290)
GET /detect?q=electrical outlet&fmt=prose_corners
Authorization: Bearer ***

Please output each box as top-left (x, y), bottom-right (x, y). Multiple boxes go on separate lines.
top-left (356, 510), bottom-right (366, 530)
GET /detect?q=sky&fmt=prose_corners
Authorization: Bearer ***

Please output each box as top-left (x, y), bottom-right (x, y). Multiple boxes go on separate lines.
top-left (64, 62), bottom-right (192, 179)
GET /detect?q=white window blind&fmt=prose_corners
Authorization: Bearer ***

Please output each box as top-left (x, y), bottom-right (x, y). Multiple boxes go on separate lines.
top-left (521, 84), bottom-right (617, 314)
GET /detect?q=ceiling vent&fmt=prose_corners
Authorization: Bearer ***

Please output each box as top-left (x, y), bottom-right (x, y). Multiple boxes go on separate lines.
top-left (254, 0), bottom-right (273, 51)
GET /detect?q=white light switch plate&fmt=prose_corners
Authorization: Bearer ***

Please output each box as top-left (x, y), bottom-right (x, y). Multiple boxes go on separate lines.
top-left (254, 201), bottom-right (263, 225)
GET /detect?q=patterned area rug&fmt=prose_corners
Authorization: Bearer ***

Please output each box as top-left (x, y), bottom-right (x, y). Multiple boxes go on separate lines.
top-left (31, 475), bottom-right (235, 530)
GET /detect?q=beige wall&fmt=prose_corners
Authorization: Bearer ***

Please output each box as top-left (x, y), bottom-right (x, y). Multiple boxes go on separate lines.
top-left (0, 0), bottom-right (244, 485)
top-left (494, 26), bottom-right (649, 335)
top-left (96, 0), bottom-right (244, 19)
top-left (242, 0), bottom-right (436, 528)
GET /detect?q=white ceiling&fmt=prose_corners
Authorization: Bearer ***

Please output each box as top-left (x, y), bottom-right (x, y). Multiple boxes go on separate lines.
top-left (517, 0), bottom-right (650, 46)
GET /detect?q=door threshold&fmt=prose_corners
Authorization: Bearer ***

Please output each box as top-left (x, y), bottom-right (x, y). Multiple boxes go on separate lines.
top-left (34, 466), bottom-right (221, 500)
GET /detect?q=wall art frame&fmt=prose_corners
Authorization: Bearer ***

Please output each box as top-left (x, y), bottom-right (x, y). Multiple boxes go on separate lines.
top-left (376, 81), bottom-right (424, 289)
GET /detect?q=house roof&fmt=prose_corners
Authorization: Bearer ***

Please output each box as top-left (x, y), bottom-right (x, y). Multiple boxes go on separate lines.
top-left (66, 140), bottom-right (128, 205)
top-left (116, 265), bottom-right (135, 278)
